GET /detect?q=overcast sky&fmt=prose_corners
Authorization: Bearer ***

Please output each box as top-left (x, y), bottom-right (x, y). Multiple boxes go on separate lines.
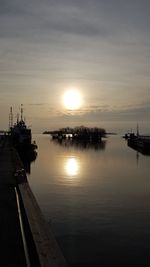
top-left (0, 0), bottom-right (150, 133)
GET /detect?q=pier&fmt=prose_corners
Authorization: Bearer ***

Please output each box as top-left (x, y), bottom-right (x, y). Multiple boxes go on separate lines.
top-left (0, 136), bottom-right (67, 267)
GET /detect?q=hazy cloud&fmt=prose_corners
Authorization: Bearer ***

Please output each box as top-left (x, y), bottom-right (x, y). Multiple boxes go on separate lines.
top-left (55, 101), bottom-right (150, 124)
top-left (28, 103), bottom-right (46, 106)
top-left (0, 0), bottom-right (150, 131)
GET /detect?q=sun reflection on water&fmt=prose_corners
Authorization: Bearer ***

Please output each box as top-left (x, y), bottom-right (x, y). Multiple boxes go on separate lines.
top-left (64, 157), bottom-right (80, 177)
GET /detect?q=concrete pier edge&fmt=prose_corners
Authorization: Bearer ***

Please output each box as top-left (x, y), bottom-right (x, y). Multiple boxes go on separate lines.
top-left (11, 145), bottom-right (68, 267)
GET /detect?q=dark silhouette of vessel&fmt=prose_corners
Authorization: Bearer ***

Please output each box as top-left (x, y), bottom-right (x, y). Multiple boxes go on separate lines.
top-left (125, 126), bottom-right (150, 155)
top-left (9, 105), bottom-right (37, 152)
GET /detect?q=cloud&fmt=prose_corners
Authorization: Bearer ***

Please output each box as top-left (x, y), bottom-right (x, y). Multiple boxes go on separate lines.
top-left (0, 0), bottom-right (150, 132)
top-left (54, 101), bottom-right (150, 123)
top-left (0, 0), bottom-right (27, 15)
top-left (28, 103), bottom-right (46, 106)
top-left (0, 0), bottom-right (108, 40)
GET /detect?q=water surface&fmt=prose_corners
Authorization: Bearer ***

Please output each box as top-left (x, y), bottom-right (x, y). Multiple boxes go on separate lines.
top-left (28, 134), bottom-right (150, 267)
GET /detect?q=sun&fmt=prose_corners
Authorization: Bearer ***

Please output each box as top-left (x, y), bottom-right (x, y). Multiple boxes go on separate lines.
top-left (63, 90), bottom-right (81, 110)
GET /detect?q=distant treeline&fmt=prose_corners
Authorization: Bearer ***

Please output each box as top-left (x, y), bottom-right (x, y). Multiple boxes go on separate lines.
top-left (43, 126), bottom-right (106, 140)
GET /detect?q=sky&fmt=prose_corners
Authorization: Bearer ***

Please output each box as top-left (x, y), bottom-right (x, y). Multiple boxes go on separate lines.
top-left (0, 0), bottom-right (150, 133)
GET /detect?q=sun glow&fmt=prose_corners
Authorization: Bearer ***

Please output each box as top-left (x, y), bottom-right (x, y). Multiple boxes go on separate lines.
top-left (65, 157), bottom-right (79, 176)
top-left (63, 89), bottom-right (81, 110)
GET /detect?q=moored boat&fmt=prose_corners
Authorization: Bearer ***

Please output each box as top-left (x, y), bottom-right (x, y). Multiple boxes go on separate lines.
top-left (9, 105), bottom-right (37, 151)
top-left (127, 133), bottom-right (150, 154)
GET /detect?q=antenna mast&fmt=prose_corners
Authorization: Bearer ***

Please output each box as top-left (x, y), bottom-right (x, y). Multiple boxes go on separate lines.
top-left (137, 123), bottom-right (139, 137)
top-left (21, 104), bottom-right (23, 121)
top-left (9, 107), bottom-right (13, 129)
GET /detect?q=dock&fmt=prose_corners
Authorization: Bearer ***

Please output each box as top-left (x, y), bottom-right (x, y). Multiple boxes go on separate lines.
top-left (0, 136), bottom-right (67, 267)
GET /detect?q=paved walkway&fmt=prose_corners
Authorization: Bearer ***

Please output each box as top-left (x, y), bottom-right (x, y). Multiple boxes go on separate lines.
top-left (0, 137), bottom-right (26, 266)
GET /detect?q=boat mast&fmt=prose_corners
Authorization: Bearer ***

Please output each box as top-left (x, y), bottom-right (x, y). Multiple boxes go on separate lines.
top-left (137, 123), bottom-right (139, 137)
top-left (17, 113), bottom-right (19, 124)
top-left (21, 104), bottom-right (23, 121)
top-left (9, 107), bottom-right (13, 129)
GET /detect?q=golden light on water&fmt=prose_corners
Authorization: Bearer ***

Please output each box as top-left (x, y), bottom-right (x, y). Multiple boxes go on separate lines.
top-left (65, 157), bottom-right (79, 177)
top-left (63, 89), bottom-right (82, 110)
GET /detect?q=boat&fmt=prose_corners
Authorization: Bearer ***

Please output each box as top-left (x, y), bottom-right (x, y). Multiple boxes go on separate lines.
top-left (128, 135), bottom-right (150, 150)
top-left (122, 133), bottom-right (130, 139)
top-left (126, 126), bottom-right (150, 154)
top-left (9, 105), bottom-right (37, 152)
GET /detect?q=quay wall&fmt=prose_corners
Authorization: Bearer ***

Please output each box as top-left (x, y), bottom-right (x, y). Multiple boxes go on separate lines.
top-left (11, 144), bottom-right (68, 267)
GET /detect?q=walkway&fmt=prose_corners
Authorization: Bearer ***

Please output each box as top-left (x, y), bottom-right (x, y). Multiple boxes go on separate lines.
top-left (0, 137), bottom-right (26, 266)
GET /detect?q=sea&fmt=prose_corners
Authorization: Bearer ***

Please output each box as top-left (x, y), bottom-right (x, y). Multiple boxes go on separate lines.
top-left (27, 134), bottom-right (150, 267)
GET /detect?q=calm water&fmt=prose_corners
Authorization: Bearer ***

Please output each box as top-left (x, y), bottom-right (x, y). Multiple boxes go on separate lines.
top-left (28, 134), bottom-right (150, 267)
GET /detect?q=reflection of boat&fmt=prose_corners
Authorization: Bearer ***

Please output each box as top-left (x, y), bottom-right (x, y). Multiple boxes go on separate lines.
top-left (9, 105), bottom-right (37, 151)
top-left (18, 149), bottom-right (37, 174)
